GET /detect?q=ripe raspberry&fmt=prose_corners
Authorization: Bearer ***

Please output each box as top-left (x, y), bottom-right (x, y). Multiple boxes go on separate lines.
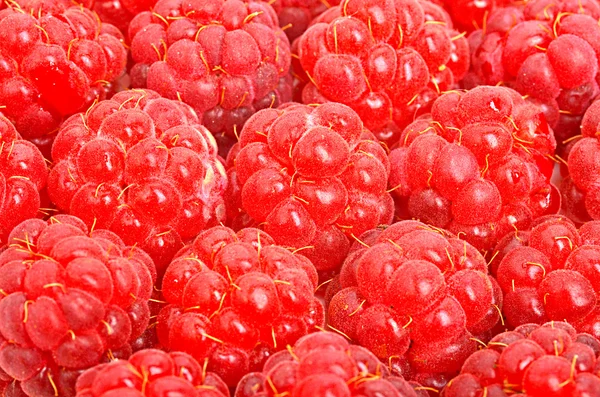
top-left (388, 86), bottom-right (559, 252)
top-left (128, 0), bottom-right (293, 155)
top-left (47, 89), bottom-right (227, 275)
top-left (431, 0), bottom-right (512, 33)
top-left (0, 0), bottom-right (94, 14)
top-left (270, 0), bottom-right (341, 41)
top-left (227, 102), bottom-right (393, 273)
top-left (157, 225), bottom-right (324, 387)
top-left (0, 116), bottom-right (47, 246)
top-left (0, 215), bottom-right (156, 396)
top-left (94, 0), bottom-right (157, 34)
top-left (295, 0), bottom-right (470, 145)
top-left (235, 332), bottom-right (426, 397)
top-left (465, 0), bottom-right (600, 150)
top-left (442, 322), bottom-right (600, 396)
top-left (328, 220), bottom-right (501, 381)
top-left (75, 349), bottom-right (229, 397)
top-left (0, 2), bottom-right (128, 155)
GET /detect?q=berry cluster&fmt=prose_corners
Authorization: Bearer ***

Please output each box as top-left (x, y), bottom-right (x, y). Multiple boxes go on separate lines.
top-left (47, 89), bottom-right (227, 274)
top-left (0, 1), bottom-right (127, 155)
top-left (271, 0), bottom-right (341, 41)
top-left (443, 321), bottom-right (600, 396)
top-left (94, 0), bottom-right (155, 34)
top-left (228, 102), bottom-right (393, 273)
top-left (328, 220), bottom-right (501, 379)
top-left (128, 0), bottom-right (293, 155)
top-left (432, 0), bottom-right (512, 32)
top-left (296, 0), bottom-right (470, 145)
top-left (157, 226), bottom-right (324, 387)
top-left (75, 349), bottom-right (228, 397)
top-left (0, 215), bottom-right (156, 396)
top-left (389, 86), bottom-right (559, 252)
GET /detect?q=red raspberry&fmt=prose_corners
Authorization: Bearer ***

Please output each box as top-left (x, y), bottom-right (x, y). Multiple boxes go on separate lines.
top-left (47, 89), bottom-right (228, 275)
top-left (465, 0), bottom-right (600, 150)
top-left (235, 332), bottom-right (426, 397)
top-left (0, 2), bottom-right (127, 155)
top-left (0, 0), bottom-right (94, 14)
top-left (227, 102), bottom-right (393, 273)
top-left (329, 220), bottom-right (501, 382)
top-left (0, 116), bottom-right (47, 246)
top-left (270, 0), bottom-right (342, 41)
top-left (94, 0), bottom-right (157, 34)
top-left (389, 86), bottom-right (559, 252)
top-left (432, 0), bottom-right (512, 33)
top-left (0, 215), bottom-right (156, 396)
top-left (295, 0), bottom-right (470, 146)
top-left (442, 322), bottom-right (600, 396)
top-left (128, 0), bottom-right (293, 155)
top-left (75, 349), bottom-right (229, 397)
top-left (157, 225), bottom-right (324, 387)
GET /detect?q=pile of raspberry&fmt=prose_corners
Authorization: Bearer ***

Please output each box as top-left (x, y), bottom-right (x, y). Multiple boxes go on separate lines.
top-left (235, 331), bottom-right (426, 397)
top-left (465, 0), bottom-right (600, 148)
top-left (295, 0), bottom-right (470, 145)
top-left (0, 215), bottom-right (156, 396)
top-left (227, 102), bottom-right (394, 273)
top-left (94, 0), bottom-right (155, 34)
top-left (389, 86), bottom-right (559, 252)
top-left (442, 322), bottom-right (600, 396)
top-left (157, 226), bottom-right (325, 387)
top-left (271, 0), bottom-right (341, 41)
top-left (128, 0), bottom-right (293, 155)
top-left (0, 1), bottom-right (127, 154)
top-left (431, 0), bottom-right (512, 32)
top-left (328, 220), bottom-right (502, 380)
top-left (47, 89), bottom-right (227, 274)
top-left (75, 349), bottom-right (228, 397)
top-left (0, 116), bottom-right (47, 246)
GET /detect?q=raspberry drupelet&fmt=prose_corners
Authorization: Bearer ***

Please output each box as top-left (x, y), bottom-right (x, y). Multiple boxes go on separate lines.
top-left (0, 215), bottom-right (156, 396)
top-left (94, 0), bottom-right (156, 35)
top-left (0, 1), bottom-right (128, 156)
top-left (431, 0), bottom-right (512, 33)
top-left (47, 89), bottom-right (228, 276)
top-left (389, 86), bottom-right (559, 252)
top-left (270, 0), bottom-right (341, 42)
top-left (127, 0), bottom-right (293, 156)
top-left (75, 349), bottom-right (229, 397)
top-left (157, 225), bottom-right (325, 387)
top-left (295, 0), bottom-right (470, 146)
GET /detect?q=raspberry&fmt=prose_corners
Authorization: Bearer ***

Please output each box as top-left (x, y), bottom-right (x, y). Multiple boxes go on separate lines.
top-left (441, 322), bottom-right (600, 396)
top-left (270, 0), bottom-right (342, 41)
top-left (432, 0), bottom-right (512, 32)
top-left (47, 89), bottom-right (227, 275)
top-left (94, 0), bottom-right (157, 34)
top-left (235, 331), bottom-right (426, 397)
top-left (227, 102), bottom-right (393, 273)
top-left (0, 2), bottom-right (127, 155)
top-left (157, 225), bottom-right (324, 387)
top-left (75, 349), bottom-right (228, 397)
top-left (388, 86), bottom-right (558, 252)
top-left (0, 116), bottom-right (47, 246)
top-left (328, 220), bottom-right (501, 382)
top-left (295, 0), bottom-right (470, 145)
top-left (128, 0), bottom-right (293, 156)
top-left (0, 215), bottom-right (156, 396)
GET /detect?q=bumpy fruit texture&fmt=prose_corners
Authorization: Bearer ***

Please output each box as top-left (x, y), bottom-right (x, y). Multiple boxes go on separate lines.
top-left (0, 2), bottom-right (127, 154)
top-left (128, 0), bottom-right (293, 155)
top-left (442, 322), bottom-right (600, 396)
top-left (47, 89), bottom-right (227, 275)
top-left (75, 349), bottom-right (229, 397)
top-left (94, 0), bottom-right (157, 34)
top-left (329, 220), bottom-right (501, 380)
top-left (0, 215), bottom-right (156, 396)
top-left (465, 0), bottom-right (600, 149)
top-left (0, 117), bottom-right (47, 246)
top-left (0, 0), bottom-right (94, 14)
top-left (235, 332), bottom-right (426, 397)
top-left (227, 102), bottom-right (394, 273)
top-left (389, 86), bottom-right (559, 252)
top-left (157, 226), bottom-right (324, 387)
top-left (432, 0), bottom-right (512, 32)
top-left (270, 0), bottom-right (341, 41)
top-left (296, 0), bottom-right (470, 145)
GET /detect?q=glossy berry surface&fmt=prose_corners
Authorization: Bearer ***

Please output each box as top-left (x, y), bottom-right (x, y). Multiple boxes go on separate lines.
top-left (432, 0), bottom-right (512, 32)
top-left (389, 86), bottom-right (559, 252)
top-left (75, 349), bottom-right (229, 397)
top-left (0, 215), bottom-right (156, 396)
top-left (94, 0), bottom-right (157, 34)
top-left (48, 89), bottom-right (227, 275)
top-left (271, 0), bottom-right (341, 41)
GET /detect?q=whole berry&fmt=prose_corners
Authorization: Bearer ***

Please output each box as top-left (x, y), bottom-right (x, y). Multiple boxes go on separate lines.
top-left (270, 0), bottom-right (341, 41)
top-left (128, 0), bottom-right (293, 155)
top-left (227, 102), bottom-right (393, 273)
top-left (389, 86), bottom-right (559, 252)
top-left (295, 0), bottom-right (470, 145)
top-left (75, 349), bottom-right (229, 397)
top-left (0, 215), bottom-right (156, 396)
top-left (157, 226), bottom-right (324, 387)
top-left (47, 89), bottom-right (228, 275)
